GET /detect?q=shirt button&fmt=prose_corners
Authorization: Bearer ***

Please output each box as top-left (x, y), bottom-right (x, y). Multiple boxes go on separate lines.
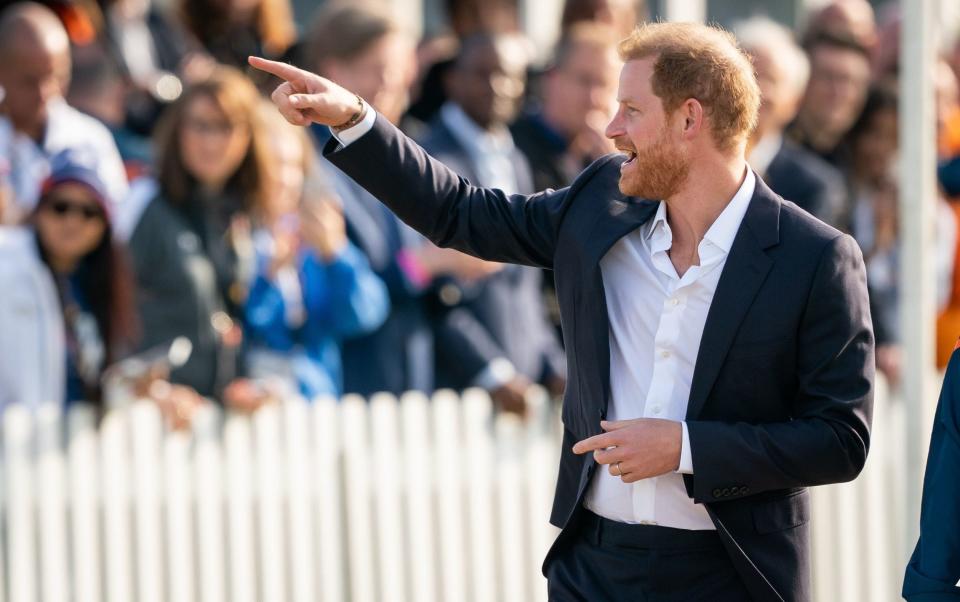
top-left (651, 406), bottom-right (661, 415)
top-left (670, 297), bottom-right (679, 306)
top-left (660, 350), bottom-right (670, 359)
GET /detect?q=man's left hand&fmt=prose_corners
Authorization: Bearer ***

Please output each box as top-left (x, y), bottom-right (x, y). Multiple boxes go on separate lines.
top-left (572, 418), bottom-right (682, 483)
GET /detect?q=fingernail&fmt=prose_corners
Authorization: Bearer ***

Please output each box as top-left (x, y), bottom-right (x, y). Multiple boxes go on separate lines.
top-left (290, 96), bottom-right (300, 106)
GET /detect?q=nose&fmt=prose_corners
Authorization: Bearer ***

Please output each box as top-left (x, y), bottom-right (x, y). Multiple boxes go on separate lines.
top-left (605, 106), bottom-right (624, 139)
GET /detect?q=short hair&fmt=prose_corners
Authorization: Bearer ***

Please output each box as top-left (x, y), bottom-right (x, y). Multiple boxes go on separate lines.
top-left (549, 22), bottom-right (618, 71)
top-left (305, 2), bottom-right (397, 71)
top-left (618, 21), bottom-right (760, 151)
top-left (733, 16), bottom-right (811, 98)
top-left (802, 31), bottom-right (871, 62)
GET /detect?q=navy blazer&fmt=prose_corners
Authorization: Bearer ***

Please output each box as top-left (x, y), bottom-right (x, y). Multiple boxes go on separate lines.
top-left (903, 349), bottom-right (960, 601)
top-left (417, 117), bottom-right (566, 388)
top-left (325, 114), bottom-right (875, 602)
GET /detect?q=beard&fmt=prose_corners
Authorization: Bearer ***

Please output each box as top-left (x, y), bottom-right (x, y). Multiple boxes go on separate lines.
top-left (617, 128), bottom-right (691, 200)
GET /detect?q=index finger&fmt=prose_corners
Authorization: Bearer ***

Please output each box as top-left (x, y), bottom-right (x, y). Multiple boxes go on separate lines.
top-left (248, 56), bottom-right (304, 82)
top-left (572, 431), bottom-right (616, 455)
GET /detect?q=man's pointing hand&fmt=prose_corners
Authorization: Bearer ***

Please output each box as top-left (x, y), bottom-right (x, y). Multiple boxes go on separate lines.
top-left (248, 56), bottom-right (362, 128)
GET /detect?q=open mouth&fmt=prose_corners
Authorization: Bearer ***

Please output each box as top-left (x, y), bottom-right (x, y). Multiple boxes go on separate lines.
top-left (620, 149), bottom-right (638, 167)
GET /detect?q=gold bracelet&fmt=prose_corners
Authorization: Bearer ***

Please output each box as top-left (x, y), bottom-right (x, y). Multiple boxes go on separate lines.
top-left (333, 93), bottom-right (366, 131)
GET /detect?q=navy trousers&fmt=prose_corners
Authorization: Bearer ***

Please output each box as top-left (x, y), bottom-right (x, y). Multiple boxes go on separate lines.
top-left (545, 509), bottom-right (753, 601)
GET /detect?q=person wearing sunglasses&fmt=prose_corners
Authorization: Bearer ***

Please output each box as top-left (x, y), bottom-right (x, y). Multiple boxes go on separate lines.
top-left (0, 149), bottom-right (137, 410)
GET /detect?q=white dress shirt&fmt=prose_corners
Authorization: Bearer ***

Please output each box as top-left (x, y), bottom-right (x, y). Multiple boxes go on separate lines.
top-left (332, 108), bottom-right (756, 529)
top-left (583, 169), bottom-right (756, 530)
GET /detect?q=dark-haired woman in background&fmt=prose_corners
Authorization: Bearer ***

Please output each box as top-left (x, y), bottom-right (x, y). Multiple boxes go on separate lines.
top-left (127, 67), bottom-right (267, 407)
top-left (0, 151), bottom-right (137, 410)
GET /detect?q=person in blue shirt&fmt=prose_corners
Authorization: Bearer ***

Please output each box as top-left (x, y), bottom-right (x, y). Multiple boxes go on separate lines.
top-left (242, 108), bottom-right (389, 400)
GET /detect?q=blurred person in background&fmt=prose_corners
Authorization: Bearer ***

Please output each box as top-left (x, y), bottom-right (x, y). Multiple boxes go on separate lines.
top-left (0, 151), bottom-right (137, 411)
top-left (127, 67), bottom-right (267, 410)
top-left (94, 0), bottom-right (205, 137)
top-left (304, 2), bottom-right (500, 398)
top-left (559, 0), bottom-right (645, 41)
top-left (0, 2), bottom-right (127, 223)
top-left (421, 32), bottom-right (566, 411)
top-left (787, 32), bottom-right (872, 174)
top-left (736, 16), bottom-right (846, 227)
top-left (511, 23), bottom-right (619, 192)
top-left (242, 106), bottom-right (389, 400)
top-left (847, 87), bottom-right (956, 387)
top-left (0, 150), bottom-right (204, 428)
top-left (67, 42), bottom-right (152, 180)
top-left (178, 0), bottom-right (294, 71)
top-left (801, 0), bottom-right (877, 52)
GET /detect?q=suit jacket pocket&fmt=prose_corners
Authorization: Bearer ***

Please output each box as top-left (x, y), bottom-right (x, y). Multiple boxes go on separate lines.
top-left (752, 489), bottom-right (810, 534)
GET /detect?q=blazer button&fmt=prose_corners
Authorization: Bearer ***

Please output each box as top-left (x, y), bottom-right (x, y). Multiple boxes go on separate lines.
top-left (712, 488), bottom-right (722, 498)
top-left (743, 487), bottom-right (750, 494)
top-left (721, 488), bottom-right (730, 497)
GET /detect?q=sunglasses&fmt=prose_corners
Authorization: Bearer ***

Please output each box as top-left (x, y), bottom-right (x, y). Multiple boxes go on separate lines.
top-left (43, 199), bottom-right (104, 221)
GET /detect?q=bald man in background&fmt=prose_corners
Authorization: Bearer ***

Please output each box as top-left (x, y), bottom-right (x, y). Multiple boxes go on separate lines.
top-left (0, 2), bottom-right (127, 223)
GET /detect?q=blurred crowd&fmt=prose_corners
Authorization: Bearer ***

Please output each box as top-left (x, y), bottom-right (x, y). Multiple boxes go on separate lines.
top-left (0, 0), bottom-right (958, 427)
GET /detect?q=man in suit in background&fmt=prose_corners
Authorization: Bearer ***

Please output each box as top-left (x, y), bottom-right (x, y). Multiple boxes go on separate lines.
top-left (420, 32), bottom-right (567, 410)
top-left (253, 19), bottom-right (874, 601)
top-left (510, 23), bottom-right (620, 193)
top-left (735, 16), bottom-right (847, 228)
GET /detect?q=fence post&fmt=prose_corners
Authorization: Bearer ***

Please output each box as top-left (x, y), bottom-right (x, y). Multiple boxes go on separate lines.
top-left (35, 404), bottom-right (68, 602)
top-left (340, 394), bottom-right (377, 602)
top-left (164, 429), bottom-right (196, 602)
top-left (462, 388), bottom-right (497, 602)
top-left (253, 403), bottom-right (287, 602)
top-left (400, 390), bottom-right (438, 602)
top-left (131, 400), bottom-right (166, 602)
top-left (370, 393), bottom-right (408, 602)
top-left (312, 396), bottom-right (346, 602)
top-left (68, 405), bottom-right (101, 602)
top-left (100, 408), bottom-right (134, 602)
top-left (223, 414), bottom-right (257, 602)
top-left (193, 403), bottom-right (227, 602)
top-left (432, 389), bottom-right (469, 602)
top-left (283, 398), bottom-right (318, 602)
top-left (5, 405), bottom-right (36, 602)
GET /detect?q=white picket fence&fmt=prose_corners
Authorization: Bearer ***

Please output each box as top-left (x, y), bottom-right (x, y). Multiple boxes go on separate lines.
top-left (0, 379), bottom-right (913, 602)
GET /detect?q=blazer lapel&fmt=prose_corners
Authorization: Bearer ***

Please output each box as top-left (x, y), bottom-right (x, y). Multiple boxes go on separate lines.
top-left (577, 197), bottom-right (659, 429)
top-left (685, 179), bottom-right (781, 421)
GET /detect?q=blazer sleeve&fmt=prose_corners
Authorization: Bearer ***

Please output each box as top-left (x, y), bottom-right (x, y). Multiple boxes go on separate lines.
top-left (687, 234), bottom-right (874, 502)
top-left (902, 351), bottom-right (960, 602)
top-left (323, 113), bottom-right (607, 269)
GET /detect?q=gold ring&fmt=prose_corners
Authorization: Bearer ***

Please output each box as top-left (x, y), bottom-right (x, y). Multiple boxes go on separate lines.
top-left (615, 461), bottom-right (623, 476)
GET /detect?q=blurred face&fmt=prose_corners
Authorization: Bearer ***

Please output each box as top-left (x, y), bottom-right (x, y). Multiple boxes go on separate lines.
top-left (447, 40), bottom-right (526, 129)
top-left (605, 59), bottom-right (690, 199)
top-left (324, 33), bottom-right (416, 124)
top-left (265, 130), bottom-right (304, 219)
top-left (752, 47), bottom-right (801, 136)
top-left (800, 44), bottom-right (871, 138)
top-left (178, 94), bottom-right (251, 189)
top-left (853, 108), bottom-right (898, 184)
top-left (35, 182), bottom-right (107, 268)
top-left (0, 38), bottom-right (70, 139)
top-left (543, 43), bottom-right (619, 139)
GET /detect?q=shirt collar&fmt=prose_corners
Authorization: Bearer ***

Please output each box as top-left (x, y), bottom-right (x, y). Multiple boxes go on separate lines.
top-left (644, 167), bottom-right (756, 255)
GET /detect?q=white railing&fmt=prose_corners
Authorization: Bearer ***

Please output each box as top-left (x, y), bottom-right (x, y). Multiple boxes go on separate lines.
top-left (0, 379), bottom-right (915, 601)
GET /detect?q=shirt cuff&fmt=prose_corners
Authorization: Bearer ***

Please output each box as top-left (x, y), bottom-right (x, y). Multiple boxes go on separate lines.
top-left (473, 358), bottom-right (517, 391)
top-left (330, 101), bottom-right (377, 147)
top-left (676, 421), bottom-right (694, 474)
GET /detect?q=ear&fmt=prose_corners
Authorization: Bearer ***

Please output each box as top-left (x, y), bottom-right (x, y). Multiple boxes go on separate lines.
top-left (678, 98), bottom-right (704, 140)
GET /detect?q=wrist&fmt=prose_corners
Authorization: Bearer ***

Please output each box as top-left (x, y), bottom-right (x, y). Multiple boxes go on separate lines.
top-left (332, 94), bottom-right (366, 132)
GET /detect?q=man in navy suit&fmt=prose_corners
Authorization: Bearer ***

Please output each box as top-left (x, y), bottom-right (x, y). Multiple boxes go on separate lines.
top-left (419, 33), bottom-right (566, 409)
top-left (903, 345), bottom-right (960, 601)
top-left (252, 19), bottom-right (874, 602)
